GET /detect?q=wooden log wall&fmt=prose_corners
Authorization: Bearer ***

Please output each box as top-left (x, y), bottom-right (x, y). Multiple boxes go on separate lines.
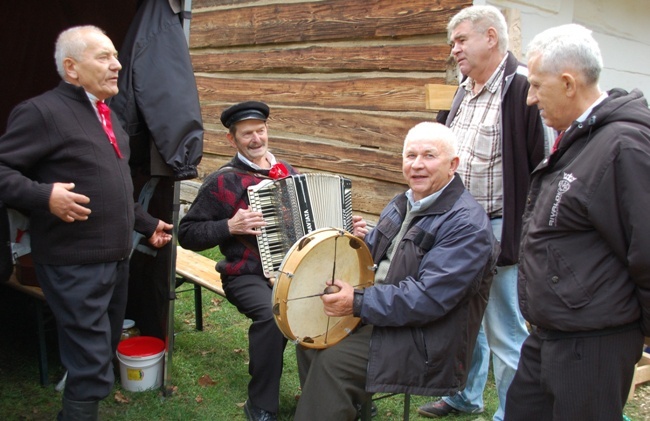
top-left (189, 0), bottom-right (471, 221)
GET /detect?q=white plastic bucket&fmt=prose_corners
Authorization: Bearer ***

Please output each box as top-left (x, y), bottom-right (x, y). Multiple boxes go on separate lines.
top-left (116, 336), bottom-right (165, 392)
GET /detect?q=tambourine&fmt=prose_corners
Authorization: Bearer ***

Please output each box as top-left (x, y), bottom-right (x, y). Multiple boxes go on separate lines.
top-left (271, 227), bottom-right (375, 348)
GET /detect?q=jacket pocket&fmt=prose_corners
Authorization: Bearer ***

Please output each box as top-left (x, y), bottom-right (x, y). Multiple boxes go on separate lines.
top-left (417, 326), bottom-right (448, 371)
top-left (546, 243), bottom-right (591, 308)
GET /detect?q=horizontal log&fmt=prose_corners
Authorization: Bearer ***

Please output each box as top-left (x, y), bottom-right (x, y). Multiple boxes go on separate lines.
top-left (196, 74), bottom-right (447, 112)
top-left (194, 155), bottom-right (230, 179)
top-left (191, 0), bottom-right (472, 48)
top-left (193, 0), bottom-right (260, 8)
top-left (201, 104), bottom-right (437, 154)
top-left (193, 155), bottom-right (406, 218)
top-left (202, 130), bottom-right (405, 184)
top-left (191, 43), bottom-right (452, 73)
top-left (348, 172), bottom-right (406, 217)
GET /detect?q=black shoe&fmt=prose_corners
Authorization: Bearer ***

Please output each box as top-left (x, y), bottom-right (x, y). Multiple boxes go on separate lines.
top-left (417, 399), bottom-right (460, 418)
top-left (244, 400), bottom-right (277, 421)
top-left (60, 398), bottom-right (99, 421)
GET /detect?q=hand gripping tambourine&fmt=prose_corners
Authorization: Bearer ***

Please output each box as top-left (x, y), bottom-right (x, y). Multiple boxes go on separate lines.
top-left (271, 227), bottom-right (375, 349)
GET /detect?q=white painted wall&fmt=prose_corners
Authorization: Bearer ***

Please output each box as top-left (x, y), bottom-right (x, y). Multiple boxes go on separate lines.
top-left (473, 0), bottom-right (650, 98)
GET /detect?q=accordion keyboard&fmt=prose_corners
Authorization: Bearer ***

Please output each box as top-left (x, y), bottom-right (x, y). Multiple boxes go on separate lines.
top-left (248, 173), bottom-right (353, 277)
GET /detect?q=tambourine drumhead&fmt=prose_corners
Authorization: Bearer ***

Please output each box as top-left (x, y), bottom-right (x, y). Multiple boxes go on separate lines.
top-left (271, 227), bottom-right (374, 349)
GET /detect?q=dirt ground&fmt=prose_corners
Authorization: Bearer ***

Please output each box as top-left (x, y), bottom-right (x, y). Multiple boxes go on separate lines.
top-left (628, 384), bottom-right (650, 420)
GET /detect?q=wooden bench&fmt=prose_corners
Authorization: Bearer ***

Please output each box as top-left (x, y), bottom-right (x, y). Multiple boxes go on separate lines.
top-left (628, 338), bottom-right (650, 401)
top-left (0, 246), bottom-right (223, 386)
top-left (174, 246), bottom-right (225, 331)
top-left (3, 273), bottom-right (50, 386)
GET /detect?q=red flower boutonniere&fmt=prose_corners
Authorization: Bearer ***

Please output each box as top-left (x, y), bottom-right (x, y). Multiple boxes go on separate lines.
top-left (269, 163), bottom-right (289, 179)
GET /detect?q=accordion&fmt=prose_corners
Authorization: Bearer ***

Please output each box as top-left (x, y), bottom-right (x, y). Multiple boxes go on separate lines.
top-left (248, 173), bottom-right (353, 277)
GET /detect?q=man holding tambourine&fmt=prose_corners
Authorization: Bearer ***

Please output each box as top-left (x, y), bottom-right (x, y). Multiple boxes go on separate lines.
top-left (294, 122), bottom-right (499, 420)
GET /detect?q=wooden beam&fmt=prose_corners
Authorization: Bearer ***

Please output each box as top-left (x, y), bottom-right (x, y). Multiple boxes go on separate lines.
top-left (196, 75), bottom-right (446, 112)
top-left (202, 130), bottom-right (404, 183)
top-left (191, 0), bottom-right (472, 48)
top-left (191, 44), bottom-right (451, 73)
top-left (200, 104), bottom-right (434, 154)
top-left (425, 83), bottom-right (458, 111)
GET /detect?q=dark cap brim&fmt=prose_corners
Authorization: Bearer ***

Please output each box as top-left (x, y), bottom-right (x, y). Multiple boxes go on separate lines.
top-left (224, 110), bottom-right (267, 128)
top-left (220, 101), bottom-right (270, 128)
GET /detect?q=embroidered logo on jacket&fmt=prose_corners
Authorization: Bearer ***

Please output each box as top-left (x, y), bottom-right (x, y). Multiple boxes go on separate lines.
top-left (549, 172), bottom-right (576, 226)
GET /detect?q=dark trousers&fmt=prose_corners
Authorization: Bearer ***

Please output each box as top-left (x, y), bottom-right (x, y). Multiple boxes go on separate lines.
top-left (505, 326), bottom-right (643, 420)
top-left (224, 274), bottom-right (288, 414)
top-left (295, 324), bottom-right (373, 421)
top-left (36, 260), bottom-right (129, 401)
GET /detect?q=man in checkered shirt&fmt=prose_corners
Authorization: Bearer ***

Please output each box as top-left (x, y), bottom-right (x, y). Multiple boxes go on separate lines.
top-left (418, 5), bottom-right (553, 421)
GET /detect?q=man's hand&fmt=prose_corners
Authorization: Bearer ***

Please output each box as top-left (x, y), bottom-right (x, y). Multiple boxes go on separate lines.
top-left (148, 220), bottom-right (173, 248)
top-left (352, 215), bottom-right (368, 239)
top-left (49, 182), bottom-right (91, 223)
top-left (321, 279), bottom-right (354, 317)
top-left (228, 207), bottom-right (266, 235)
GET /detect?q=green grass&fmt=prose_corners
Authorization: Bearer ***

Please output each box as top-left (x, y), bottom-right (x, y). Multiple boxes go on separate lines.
top-left (1, 248), bottom-right (647, 420)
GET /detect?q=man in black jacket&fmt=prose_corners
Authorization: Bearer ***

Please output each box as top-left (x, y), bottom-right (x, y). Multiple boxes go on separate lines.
top-left (505, 23), bottom-right (650, 420)
top-left (0, 26), bottom-right (172, 420)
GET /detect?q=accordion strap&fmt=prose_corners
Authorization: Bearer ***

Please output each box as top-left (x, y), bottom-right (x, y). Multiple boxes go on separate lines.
top-left (237, 236), bottom-right (259, 256)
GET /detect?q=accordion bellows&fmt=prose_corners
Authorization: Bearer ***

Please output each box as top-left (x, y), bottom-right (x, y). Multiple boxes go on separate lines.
top-left (248, 173), bottom-right (353, 277)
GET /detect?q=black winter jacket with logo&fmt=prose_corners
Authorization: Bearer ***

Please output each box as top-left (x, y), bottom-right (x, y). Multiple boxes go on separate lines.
top-left (519, 88), bottom-right (650, 335)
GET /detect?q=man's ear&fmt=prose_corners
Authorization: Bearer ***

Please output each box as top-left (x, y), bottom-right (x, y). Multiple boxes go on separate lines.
top-left (450, 156), bottom-right (460, 174)
top-left (561, 72), bottom-right (578, 98)
top-left (226, 132), bottom-right (237, 149)
top-left (63, 58), bottom-right (77, 80)
top-left (486, 27), bottom-right (499, 50)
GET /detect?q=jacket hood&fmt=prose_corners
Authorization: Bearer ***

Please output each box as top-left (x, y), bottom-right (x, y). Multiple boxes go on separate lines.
top-left (564, 88), bottom-right (650, 145)
top-left (598, 88), bottom-right (649, 128)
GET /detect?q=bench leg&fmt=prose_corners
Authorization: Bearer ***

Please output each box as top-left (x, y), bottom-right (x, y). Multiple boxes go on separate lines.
top-left (35, 300), bottom-right (49, 386)
top-left (403, 393), bottom-right (410, 421)
top-left (193, 283), bottom-right (203, 331)
top-left (360, 393), bottom-right (410, 420)
top-left (360, 399), bottom-right (372, 420)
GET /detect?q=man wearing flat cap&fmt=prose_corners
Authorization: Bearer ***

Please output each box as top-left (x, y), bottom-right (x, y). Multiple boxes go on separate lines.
top-left (221, 100), bottom-right (269, 128)
top-left (179, 101), bottom-right (296, 421)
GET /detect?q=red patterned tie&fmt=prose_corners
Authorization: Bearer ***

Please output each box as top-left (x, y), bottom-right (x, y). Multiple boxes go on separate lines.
top-left (96, 101), bottom-right (124, 158)
top-left (551, 131), bottom-right (564, 154)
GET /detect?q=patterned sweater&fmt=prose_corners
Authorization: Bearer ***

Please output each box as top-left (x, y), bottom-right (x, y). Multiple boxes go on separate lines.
top-left (178, 155), bottom-right (297, 282)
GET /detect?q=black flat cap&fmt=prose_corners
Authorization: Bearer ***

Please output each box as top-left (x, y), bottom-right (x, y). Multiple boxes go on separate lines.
top-left (220, 101), bottom-right (270, 128)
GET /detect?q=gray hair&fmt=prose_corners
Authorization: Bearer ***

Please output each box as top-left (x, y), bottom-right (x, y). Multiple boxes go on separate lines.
top-left (403, 122), bottom-right (458, 157)
top-left (525, 23), bottom-right (602, 85)
top-left (54, 25), bottom-right (106, 79)
top-left (448, 5), bottom-right (509, 54)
